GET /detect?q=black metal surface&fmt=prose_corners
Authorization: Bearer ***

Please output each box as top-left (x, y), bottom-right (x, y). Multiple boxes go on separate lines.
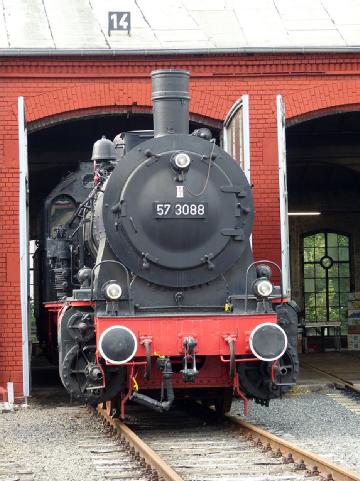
top-left (131, 358), bottom-right (174, 413)
top-left (36, 69), bottom-right (300, 408)
top-left (251, 324), bottom-right (286, 360)
top-left (100, 326), bottom-right (136, 363)
top-left (151, 69), bottom-right (190, 138)
top-left (58, 306), bottom-right (126, 403)
top-left (238, 302), bottom-right (299, 401)
top-left (91, 135), bottom-right (117, 161)
top-left (122, 130), bottom-right (154, 152)
top-left (102, 134), bottom-right (254, 287)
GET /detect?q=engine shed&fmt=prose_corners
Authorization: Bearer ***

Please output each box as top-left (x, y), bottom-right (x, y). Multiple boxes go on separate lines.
top-left (1, 0), bottom-right (360, 399)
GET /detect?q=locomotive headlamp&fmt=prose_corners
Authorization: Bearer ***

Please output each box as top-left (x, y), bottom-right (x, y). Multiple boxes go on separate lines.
top-left (256, 264), bottom-right (272, 280)
top-left (250, 323), bottom-right (288, 362)
top-left (173, 152), bottom-right (191, 170)
top-left (253, 278), bottom-right (273, 298)
top-left (104, 282), bottom-right (122, 301)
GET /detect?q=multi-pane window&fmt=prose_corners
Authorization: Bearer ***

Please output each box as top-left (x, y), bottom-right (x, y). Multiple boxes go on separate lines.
top-left (224, 110), bottom-right (243, 168)
top-left (303, 232), bottom-right (350, 334)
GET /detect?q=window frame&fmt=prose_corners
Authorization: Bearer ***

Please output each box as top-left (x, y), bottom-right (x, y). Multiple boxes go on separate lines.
top-left (301, 230), bottom-right (353, 332)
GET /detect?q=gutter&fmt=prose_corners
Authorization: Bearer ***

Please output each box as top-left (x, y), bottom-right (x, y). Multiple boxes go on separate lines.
top-left (1, 46), bottom-right (360, 56)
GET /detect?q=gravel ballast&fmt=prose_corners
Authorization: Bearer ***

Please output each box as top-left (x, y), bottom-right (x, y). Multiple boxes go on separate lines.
top-left (231, 387), bottom-right (360, 474)
top-left (0, 390), bottom-right (106, 481)
top-left (2, 387), bottom-right (360, 479)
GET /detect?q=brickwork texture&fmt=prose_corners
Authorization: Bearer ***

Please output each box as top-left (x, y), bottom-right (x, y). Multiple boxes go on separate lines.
top-left (1, 53), bottom-right (360, 396)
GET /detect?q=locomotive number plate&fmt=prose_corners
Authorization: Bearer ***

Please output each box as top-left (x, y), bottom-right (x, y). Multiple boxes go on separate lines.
top-left (154, 202), bottom-right (208, 218)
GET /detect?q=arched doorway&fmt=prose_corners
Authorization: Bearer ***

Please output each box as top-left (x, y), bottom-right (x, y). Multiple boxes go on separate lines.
top-left (287, 111), bottom-right (360, 350)
top-left (28, 111), bottom-right (221, 238)
top-left (27, 109), bottom-right (221, 387)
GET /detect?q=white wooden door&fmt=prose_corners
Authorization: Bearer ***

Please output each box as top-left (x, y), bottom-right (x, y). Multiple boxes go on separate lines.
top-left (18, 96), bottom-right (30, 398)
top-left (277, 95), bottom-right (291, 298)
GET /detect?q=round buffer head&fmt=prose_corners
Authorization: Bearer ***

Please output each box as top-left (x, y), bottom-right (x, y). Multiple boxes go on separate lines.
top-left (249, 322), bottom-right (287, 362)
top-left (99, 326), bottom-right (137, 364)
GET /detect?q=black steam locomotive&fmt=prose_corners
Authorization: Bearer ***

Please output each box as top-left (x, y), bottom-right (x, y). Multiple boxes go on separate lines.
top-left (35, 70), bottom-right (299, 417)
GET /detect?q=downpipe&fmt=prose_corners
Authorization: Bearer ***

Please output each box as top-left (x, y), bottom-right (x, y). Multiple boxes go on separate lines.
top-left (130, 358), bottom-right (174, 413)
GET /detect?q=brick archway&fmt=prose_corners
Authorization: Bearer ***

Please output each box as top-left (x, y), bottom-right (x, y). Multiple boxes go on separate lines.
top-left (285, 80), bottom-right (360, 125)
top-left (24, 82), bottom-right (228, 129)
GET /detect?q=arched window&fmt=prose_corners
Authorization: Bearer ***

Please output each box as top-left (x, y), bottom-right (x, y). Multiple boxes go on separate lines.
top-left (49, 194), bottom-right (76, 233)
top-left (303, 232), bottom-right (350, 333)
top-left (222, 96), bottom-right (250, 180)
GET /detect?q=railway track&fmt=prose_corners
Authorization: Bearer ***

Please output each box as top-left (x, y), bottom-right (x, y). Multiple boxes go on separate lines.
top-left (301, 362), bottom-right (360, 394)
top-left (301, 361), bottom-right (360, 416)
top-left (95, 403), bottom-right (360, 481)
top-left (1, 395), bottom-right (359, 481)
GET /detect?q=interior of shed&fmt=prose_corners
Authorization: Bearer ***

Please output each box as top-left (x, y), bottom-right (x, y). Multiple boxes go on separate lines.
top-left (27, 110), bottom-right (220, 387)
top-left (287, 111), bottom-right (360, 355)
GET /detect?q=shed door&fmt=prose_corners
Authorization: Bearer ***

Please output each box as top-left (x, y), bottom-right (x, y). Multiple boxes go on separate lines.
top-left (277, 95), bottom-right (291, 298)
top-left (18, 96), bottom-right (30, 398)
top-left (222, 95), bottom-right (250, 182)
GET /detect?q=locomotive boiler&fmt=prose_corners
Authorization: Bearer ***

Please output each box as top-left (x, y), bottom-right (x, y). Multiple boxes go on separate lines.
top-left (37, 70), bottom-right (299, 417)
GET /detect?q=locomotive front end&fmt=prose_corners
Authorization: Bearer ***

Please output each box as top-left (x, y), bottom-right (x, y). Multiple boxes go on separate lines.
top-left (47, 69), bottom-right (299, 416)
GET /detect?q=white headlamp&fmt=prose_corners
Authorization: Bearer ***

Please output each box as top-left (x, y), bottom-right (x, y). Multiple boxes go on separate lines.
top-left (104, 283), bottom-right (122, 301)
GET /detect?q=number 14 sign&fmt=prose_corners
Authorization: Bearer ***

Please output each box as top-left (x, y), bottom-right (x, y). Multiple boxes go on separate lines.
top-left (108, 12), bottom-right (131, 36)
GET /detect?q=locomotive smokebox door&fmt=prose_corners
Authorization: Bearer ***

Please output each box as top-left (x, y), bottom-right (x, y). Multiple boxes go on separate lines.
top-left (103, 134), bottom-right (254, 288)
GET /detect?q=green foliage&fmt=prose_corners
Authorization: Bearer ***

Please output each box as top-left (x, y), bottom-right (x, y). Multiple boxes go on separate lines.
top-left (303, 232), bottom-right (350, 334)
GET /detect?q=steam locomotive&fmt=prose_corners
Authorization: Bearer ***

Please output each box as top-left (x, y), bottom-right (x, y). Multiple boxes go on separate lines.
top-left (35, 70), bottom-right (299, 418)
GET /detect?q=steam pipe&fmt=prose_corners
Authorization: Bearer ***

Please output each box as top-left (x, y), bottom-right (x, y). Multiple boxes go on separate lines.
top-left (130, 358), bottom-right (174, 413)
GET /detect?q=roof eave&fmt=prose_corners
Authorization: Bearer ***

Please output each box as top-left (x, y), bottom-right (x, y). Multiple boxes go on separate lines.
top-left (1, 46), bottom-right (360, 56)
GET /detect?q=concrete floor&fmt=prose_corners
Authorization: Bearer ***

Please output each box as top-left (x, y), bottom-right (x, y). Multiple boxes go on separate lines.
top-left (298, 351), bottom-right (360, 387)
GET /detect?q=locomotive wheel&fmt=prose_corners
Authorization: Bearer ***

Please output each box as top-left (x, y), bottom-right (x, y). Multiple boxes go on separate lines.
top-left (61, 345), bottom-right (125, 404)
top-left (105, 398), bottom-right (121, 418)
top-left (213, 388), bottom-right (233, 417)
top-left (237, 346), bottom-right (299, 401)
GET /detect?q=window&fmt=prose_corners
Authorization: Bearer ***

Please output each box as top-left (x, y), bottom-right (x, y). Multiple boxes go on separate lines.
top-left (50, 195), bottom-right (76, 232)
top-left (223, 103), bottom-right (244, 168)
top-left (303, 232), bottom-right (350, 334)
top-left (223, 96), bottom-right (250, 179)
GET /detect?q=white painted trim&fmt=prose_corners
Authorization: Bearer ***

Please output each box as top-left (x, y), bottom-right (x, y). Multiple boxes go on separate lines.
top-left (223, 98), bottom-right (243, 128)
top-left (7, 382), bottom-right (14, 405)
top-left (18, 96), bottom-right (30, 398)
top-left (277, 95), bottom-right (291, 298)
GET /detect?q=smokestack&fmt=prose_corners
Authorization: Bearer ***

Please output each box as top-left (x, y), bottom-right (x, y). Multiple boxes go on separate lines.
top-left (151, 69), bottom-right (190, 138)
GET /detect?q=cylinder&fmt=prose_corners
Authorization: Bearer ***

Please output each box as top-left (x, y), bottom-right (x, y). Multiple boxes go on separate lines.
top-left (151, 69), bottom-right (190, 138)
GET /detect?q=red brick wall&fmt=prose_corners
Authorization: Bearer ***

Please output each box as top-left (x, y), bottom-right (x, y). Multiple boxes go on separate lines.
top-left (2, 53), bottom-right (360, 396)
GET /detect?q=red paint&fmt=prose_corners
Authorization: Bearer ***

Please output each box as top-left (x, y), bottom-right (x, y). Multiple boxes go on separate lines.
top-left (2, 52), bottom-right (360, 395)
top-left (95, 313), bottom-right (277, 359)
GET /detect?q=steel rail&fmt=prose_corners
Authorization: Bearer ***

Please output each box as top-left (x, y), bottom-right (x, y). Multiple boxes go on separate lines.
top-left (301, 361), bottom-right (360, 394)
top-left (226, 415), bottom-right (360, 481)
top-left (97, 405), bottom-right (184, 481)
top-left (96, 402), bottom-right (360, 481)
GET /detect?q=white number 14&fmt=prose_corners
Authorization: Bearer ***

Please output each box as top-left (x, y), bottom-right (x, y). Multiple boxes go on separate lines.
top-left (110, 13), bottom-right (129, 30)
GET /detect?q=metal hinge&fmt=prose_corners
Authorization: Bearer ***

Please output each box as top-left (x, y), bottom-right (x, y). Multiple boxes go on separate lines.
top-left (221, 228), bottom-right (244, 241)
